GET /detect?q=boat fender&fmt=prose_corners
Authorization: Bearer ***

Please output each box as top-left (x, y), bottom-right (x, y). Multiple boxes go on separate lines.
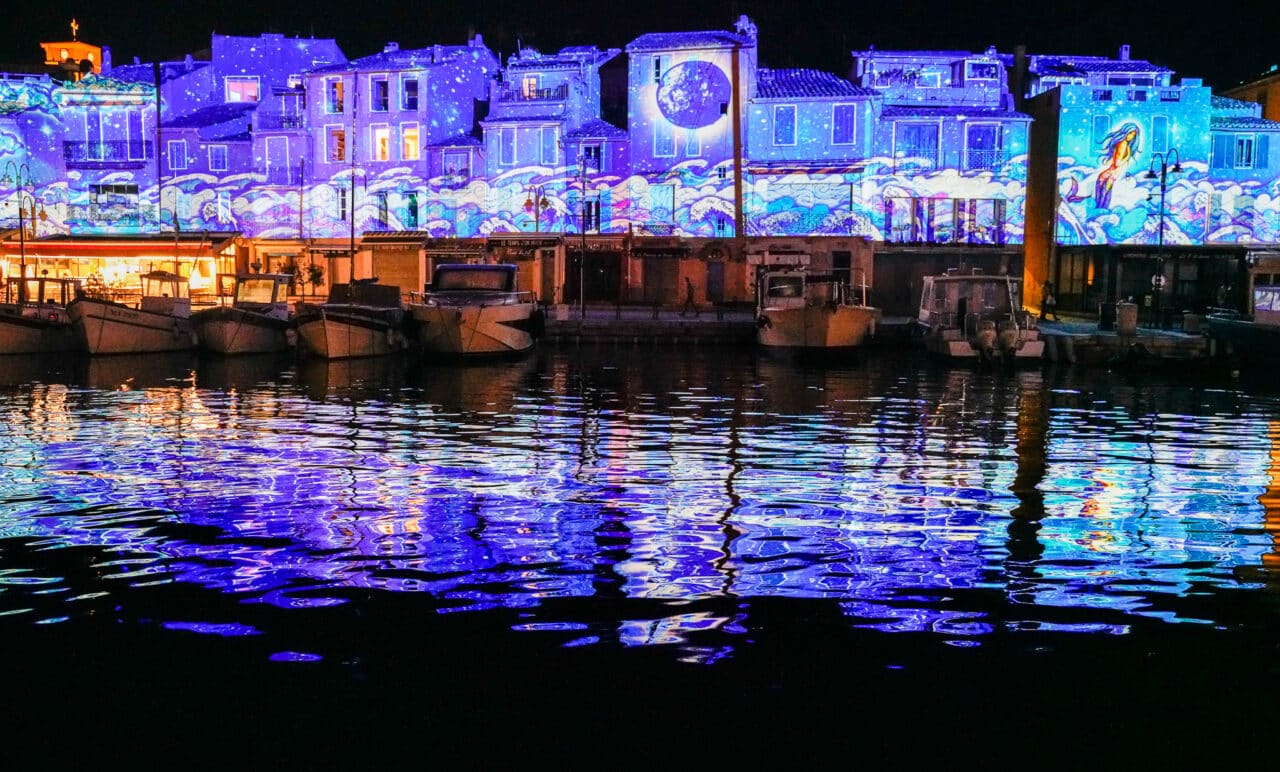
top-left (757, 315), bottom-right (772, 329)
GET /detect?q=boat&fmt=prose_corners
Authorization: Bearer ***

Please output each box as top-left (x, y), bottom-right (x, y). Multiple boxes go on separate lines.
top-left (68, 270), bottom-right (197, 355)
top-left (407, 263), bottom-right (542, 357)
top-left (192, 273), bottom-right (294, 354)
top-left (294, 279), bottom-right (408, 359)
top-left (0, 275), bottom-right (83, 354)
top-left (914, 270), bottom-right (1044, 363)
top-left (754, 268), bottom-right (879, 352)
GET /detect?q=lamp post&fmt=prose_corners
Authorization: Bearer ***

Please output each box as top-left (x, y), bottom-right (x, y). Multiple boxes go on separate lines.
top-left (523, 185), bottom-right (550, 234)
top-left (2, 161), bottom-right (46, 302)
top-left (1143, 148), bottom-right (1182, 327)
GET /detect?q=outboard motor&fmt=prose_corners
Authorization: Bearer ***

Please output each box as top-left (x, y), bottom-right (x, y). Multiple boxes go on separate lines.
top-left (973, 319), bottom-right (998, 360)
top-left (997, 320), bottom-right (1020, 359)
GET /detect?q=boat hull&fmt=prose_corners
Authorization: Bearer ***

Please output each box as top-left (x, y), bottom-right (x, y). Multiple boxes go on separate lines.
top-left (194, 306), bottom-right (293, 355)
top-left (1205, 315), bottom-right (1280, 366)
top-left (295, 306), bottom-right (406, 359)
top-left (757, 304), bottom-right (878, 351)
top-left (0, 307), bottom-right (79, 354)
top-left (68, 298), bottom-right (196, 354)
top-left (409, 301), bottom-right (539, 357)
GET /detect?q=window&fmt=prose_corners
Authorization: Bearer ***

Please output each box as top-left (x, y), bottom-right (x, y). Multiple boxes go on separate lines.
top-left (1236, 135), bottom-right (1255, 168)
top-left (443, 150), bottom-right (469, 177)
top-left (916, 71), bottom-right (941, 88)
top-left (370, 76), bottom-right (389, 112)
top-left (327, 126), bottom-right (346, 162)
top-left (404, 192), bottom-right (419, 229)
top-left (85, 107), bottom-right (103, 159)
top-left (168, 139), bottom-right (188, 171)
top-left (401, 76), bottom-right (419, 110)
top-left (654, 120), bottom-right (675, 157)
top-left (581, 143), bottom-right (603, 172)
top-left (964, 124), bottom-right (1003, 171)
top-left (325, 78), bottom-right (345, 113)
top-left (500, 127), bottom-right (516, 166)
top-left (773, 105), bottom-right (797, 146)
top-left (371, 124), bottom-right (391, 161)
top-left (1151, 116), bottom-right (1169, 154)
top-left (126, 108), bottom-right (146, 160)
top-left (208, 144), bottom-right (228, 171)
top-left (832, 104), bottom-right (856, 145)
top-left (522, 75), bottom-right (539, 98)
top-left (401, 123), bottom-right (420, 161)
top-left (1092, 89), bottom-right (1114, 101)
top-left (894, 122), bottom-right (939, 169)
top-left (965, 61), bottom-right (1000, 81)
top-left (584, 197), bottom-right (601, 232)
top-left (652, 55), bottom-right (668, 85)
top-left (1091, 115), bottom-right (1112, 149)
top-left (217, 191), bottom-right (231, 222)
top-left (337, 187), bottom-right (348, 220)
top-left (685, 128), bottom-right (700, 156)
top-left (540, 127), bottom-right (558, 165)
top-left (224, 76), bottom-right (260, 103)
top-left (376, 192), bottom-right (389, 226)
top-left (650, 184), bottom-right (675, 221)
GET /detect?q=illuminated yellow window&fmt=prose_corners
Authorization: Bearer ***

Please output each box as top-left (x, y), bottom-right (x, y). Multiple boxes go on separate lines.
top-left (371, 124), bottom-right (390, 161)
top-left (401, 123), bottom-right (420, 161)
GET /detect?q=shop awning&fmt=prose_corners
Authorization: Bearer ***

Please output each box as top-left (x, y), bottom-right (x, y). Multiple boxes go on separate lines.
top-left (358, 231), bottom-right (432, 250)
top-left (2, 231), bottom-right (241, 259)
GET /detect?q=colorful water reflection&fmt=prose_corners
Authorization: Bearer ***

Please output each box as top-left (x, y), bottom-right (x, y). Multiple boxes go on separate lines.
top-left (0, 350), bottom-right (1276, 662)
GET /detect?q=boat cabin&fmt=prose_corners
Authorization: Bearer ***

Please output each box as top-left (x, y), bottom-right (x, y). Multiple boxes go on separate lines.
top-left (233, 273), bottom-right (292, 319)
top-left (139, 271), bottom-right (192, 317)
top-left (758, 269), bottom-right (860, 309)
top-left (3, 276), bottom-right (82, 308)
top-left (430, 264), bottom-right (520, 293)
top-left (918, 272), bottom-right (1028, 330)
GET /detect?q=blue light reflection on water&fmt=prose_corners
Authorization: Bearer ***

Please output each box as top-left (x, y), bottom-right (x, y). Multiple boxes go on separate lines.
top-left (0, 351), bottom-right (1277, 657)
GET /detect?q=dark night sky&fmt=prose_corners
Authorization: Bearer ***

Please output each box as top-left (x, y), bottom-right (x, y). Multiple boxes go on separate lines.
top-left (5, 0), bottom-right (1278, 91)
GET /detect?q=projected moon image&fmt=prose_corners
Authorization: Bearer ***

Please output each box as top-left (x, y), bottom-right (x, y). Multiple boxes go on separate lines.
top-left (655, 61), bottom-right (731, 129)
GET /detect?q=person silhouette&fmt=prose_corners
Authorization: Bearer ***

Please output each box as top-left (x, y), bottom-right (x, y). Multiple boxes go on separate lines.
top-left (681, 276), bottom-right (699, 317)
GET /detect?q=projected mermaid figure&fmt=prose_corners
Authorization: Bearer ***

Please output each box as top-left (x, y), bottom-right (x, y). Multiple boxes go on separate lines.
top-left (1094, 122), bottom-right (1141, 209)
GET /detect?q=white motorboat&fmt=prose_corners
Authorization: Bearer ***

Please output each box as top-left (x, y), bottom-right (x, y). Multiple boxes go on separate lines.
top-left (915, 270), bottom-right (1044, 363)
top-left (193, 273), bottom-right (294, 355)
top-left (68, 270), bottom-right (197, 355)
top-left (0, 275), bottom-right (83, 354)
top-left (294, 279), bottom-right (407, 360)
top-left (754, 268), bottom-right (879, 352)
top-left (408, 263), bottom-right (542, 357)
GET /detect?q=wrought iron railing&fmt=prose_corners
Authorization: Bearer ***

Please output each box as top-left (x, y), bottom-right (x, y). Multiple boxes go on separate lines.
top-left (964, 149), bottom-right (1009, 172)
top-left (63, 140), bottom-right (153, 164)
top-left (494, 84), bottom-right (569, 102)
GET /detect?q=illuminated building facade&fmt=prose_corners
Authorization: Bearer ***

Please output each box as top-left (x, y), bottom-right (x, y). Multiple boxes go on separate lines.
top-left (0, 20), bottom-right (1278, 312)
top-left (1022, 46), bottom-right (1280, 315)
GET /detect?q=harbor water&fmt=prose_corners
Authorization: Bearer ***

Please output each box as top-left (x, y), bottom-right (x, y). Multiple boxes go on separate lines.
top-left (2, 346), bottom-right (1279, 765)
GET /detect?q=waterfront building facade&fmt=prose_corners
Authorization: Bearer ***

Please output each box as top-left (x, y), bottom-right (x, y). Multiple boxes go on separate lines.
top-left (1022, 46), bottom-right (1280, 317)
top-left (2, 20), bottom-right (1279, 315)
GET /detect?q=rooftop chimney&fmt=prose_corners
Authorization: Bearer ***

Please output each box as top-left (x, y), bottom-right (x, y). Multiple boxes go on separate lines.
top-left (384, 42), bottom-right (399, 53)
top-left (1119, 44), bottom-right (1130, 61)
top-left (102, 45), bottom-right (112, 74)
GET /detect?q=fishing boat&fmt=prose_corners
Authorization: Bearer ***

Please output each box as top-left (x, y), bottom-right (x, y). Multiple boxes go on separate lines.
top-left (192, 273), bottom-right (294, 354)
top-left (754, 268), bottom-right (879, 352)
top-left (407, 263), bottom-right (542, 358)
top-left (0, 274), bottom-right (83, 354)
top-left (294, 279), bottom-right (407, 359)
top-left (68, 270), bottom-right (197, 355)
top-left (914, 270), bottom-right (1044, 363)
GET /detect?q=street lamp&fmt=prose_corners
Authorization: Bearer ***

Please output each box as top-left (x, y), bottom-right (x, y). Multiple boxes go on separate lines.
top-left (523, 186), bottom-right (551, 234)
top-left (1143, 147), bottom-right (1182, 327)
top-left (2, 161), bottom-right (47, 302)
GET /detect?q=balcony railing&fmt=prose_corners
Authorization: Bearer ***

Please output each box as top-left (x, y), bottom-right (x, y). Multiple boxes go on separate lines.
top-left (64, 140), bottom-right (153, 165)
top-left (257, 114), bottom-right (305, 130)
top-left (264, 168), bottom-right (302, 186)
top-left (494, 83), bottom-right (569, 102)
top-left (964, 149), bottom-right (1009, 172)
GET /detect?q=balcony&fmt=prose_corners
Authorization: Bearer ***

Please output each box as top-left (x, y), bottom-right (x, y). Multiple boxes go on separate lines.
top-left (257, 114), bottom-right (305, 130)
top-left (64, 140), bottom-right (153, 166)
top-left (964, 149), bottom-right (1009, 172)
top-left (494, 83), bottom-right (569, 102)
top-left (263, 168), bottom-right (302, 186)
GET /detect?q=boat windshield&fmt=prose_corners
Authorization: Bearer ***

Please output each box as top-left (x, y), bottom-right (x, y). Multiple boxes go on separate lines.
top-left (766, 276), bottom-right (804, 298)
top-left (236, 277), bottom-right (281, 305)
top-left (434, 268), bottom-right (515, 292)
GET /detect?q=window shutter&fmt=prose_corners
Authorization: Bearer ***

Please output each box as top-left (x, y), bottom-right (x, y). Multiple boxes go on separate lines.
top-left (1257, 133), bottom-right (1271, 169)
top-left (1211, 133), bottom-right (1231, 169)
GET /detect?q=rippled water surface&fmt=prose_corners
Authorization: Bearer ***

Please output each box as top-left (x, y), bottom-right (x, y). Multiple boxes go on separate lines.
top-left (3, 347), bottom-right (1279, 762)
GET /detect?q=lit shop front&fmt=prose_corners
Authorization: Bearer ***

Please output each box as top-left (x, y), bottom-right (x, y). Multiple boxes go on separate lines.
top-left (0, 232), bottom-right (241, 300)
